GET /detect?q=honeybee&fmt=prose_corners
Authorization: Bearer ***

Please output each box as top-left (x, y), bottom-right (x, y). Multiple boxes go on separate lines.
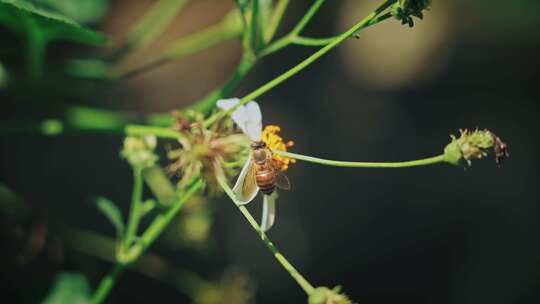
top-left (238, 140), bottom-right (290, 200)
top-left (217, 98), bottom-right (290, 231)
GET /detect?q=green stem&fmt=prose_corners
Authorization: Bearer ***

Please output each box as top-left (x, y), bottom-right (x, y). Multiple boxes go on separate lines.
top-left (115, 11), bottom-right (243, 80)
top-left (275, 150), bottom-right (445, 168)
top-left (205, 0), bottom-right (395, 127)
top-left (263, 0), bottom-right (290, 43)
top-left (134, 178), bottom-right (204, 257)
top-left (216, 175), bottom-right (315, 295)
top-left (90, 264), bottom-right (124, 304)
top-left (260, 11), bottom-right (392, 57)
top-left (109, 0), bottom-right (189, 62)
top-left (290, 0), bottom-right (326, 36)
top-left (64, 227), bottom-right (212, 301)
top-left (186, 54), bottom-right (256, 114)
top-left (124, 167), bottom-right (144, 249)
top-left (90, 179), bottom-right (204, 304)
top-left (291, 35), bottom-right (338, 46)
top-left (249, 0), bottom-right (260, 52)
top-left (125, 124), bottom-right (183, 140)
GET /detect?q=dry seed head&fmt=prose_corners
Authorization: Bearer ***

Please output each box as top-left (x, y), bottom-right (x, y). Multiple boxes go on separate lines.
top-left (167, 116), bottom-right (249, 193)
top-left (443, 129), bottom-right (509, 166)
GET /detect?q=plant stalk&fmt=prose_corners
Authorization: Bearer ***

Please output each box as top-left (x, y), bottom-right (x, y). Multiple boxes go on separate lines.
top-left (205, 0), bottom-right (396, 127)
top-left (274, 150), bottom-right (446, 168)
top-left (90, 179), bottom-right (204, 304)
top-left (216, 175), bottom-right (315, 295)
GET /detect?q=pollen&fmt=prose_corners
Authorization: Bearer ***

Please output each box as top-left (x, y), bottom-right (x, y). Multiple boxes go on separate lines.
top-left (262, 125), bottom-right (296, 171)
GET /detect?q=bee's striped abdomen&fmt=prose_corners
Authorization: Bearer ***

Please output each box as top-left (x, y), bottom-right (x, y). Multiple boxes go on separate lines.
top-left (255, 165), bottom-right (276, 195)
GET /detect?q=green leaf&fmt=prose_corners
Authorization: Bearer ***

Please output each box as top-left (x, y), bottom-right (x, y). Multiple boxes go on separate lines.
top-left (36, 0), bottom-right (109, 24)
top-left (95, 196), bottom-right (125, 239)
top-left (42, 272), bottom-right (90, 304)
top-left (0, 0), bottom-right (106, 45)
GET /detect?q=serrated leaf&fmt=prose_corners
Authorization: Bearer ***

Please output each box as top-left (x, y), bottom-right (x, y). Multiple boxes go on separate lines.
top-left (0, 0), bottom-right (106, 45)
top-left (95, 196), bottom-right (124, 239)
top-left (42, 272), bottom-right (90, 304)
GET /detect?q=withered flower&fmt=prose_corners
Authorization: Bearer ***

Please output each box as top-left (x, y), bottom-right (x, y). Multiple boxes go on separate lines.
top-left (443, 129), bottom-right (509, 166)
top-left (167, 112), bottom-right (249, 194)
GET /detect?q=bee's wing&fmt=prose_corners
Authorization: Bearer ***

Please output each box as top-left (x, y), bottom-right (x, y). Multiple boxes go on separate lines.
top-left (275, 171), bottom-right (291, 190)
top-left (261, 192), bottom-right (278, 232)
top-left (232, 156), bottom-right (259, 205)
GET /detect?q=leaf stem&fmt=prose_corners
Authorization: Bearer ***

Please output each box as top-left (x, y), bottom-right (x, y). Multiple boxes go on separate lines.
top-left (114, 11), bottom-right (243, 80)
top-left (263, 0), bottom-right (290, 42)
top-left (90, 179), bottom-right (204, 304)
top-left (274, 150), bottom-right (445, 168)
top-left (290, 0), bottom-right (327, 36)
top-left (205, 0), bottom-right (396, 127)
top-left (123, 167), bottom-right (144, 249)
top-left (291, 35), bottom-right (338, 46)
top-left (90, 264), bottom-right (124, 304)
top-left (125, 124), bottom-right (183, 140)
top-left (135, 178), bottom-right (204, 257)
top-left (185, 54), bottom-right (256, 114)
top-left (216, 175), bottom-right (315, 295)
top-left (259, 11), bottom-right (392, 57)
top-left (108, 0), bottom-right (189, 62)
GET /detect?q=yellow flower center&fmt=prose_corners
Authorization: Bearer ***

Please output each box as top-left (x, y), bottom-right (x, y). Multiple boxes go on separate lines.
top-left (261, 125), bottom-right (295, 171)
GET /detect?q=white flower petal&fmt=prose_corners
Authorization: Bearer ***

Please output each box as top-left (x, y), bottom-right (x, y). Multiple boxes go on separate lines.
top-left (261, 192), bottom-right (277, 232)
top-left (216, 98), bottom-right (240, 110)
top-left (217, 98), bottom-right (247, 131)
top-left (244, 101), bottom-right (262, 141)
top-left (216, 98), bottom-right (262, 140)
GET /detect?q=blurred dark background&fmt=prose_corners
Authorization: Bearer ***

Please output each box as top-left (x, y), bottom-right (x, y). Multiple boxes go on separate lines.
top-left (1, 0), bottom-right (539, 303)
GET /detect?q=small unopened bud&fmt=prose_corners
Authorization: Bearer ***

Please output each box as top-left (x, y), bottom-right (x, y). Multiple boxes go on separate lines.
top-left (121, 135), bottom-right (158, 168)
top-left (308, 286), bottom-right (351, 304)
top-left (392, 0), bottom-right (432, 27)
top-left (443, 129), bottom-right (509, 166)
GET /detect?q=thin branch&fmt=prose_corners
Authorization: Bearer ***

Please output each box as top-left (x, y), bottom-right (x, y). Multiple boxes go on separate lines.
top-left (216, 174), bottom-right (315, 295)
top-left (114, 11), bottom-right (243, 80)
top-left (108, 0), bottom-right (189, 62)
top-left (90, 179), bottom-right (204, 304)
top-left (204, 0), bottom-right (396, 127)
top-left (274, 150), bottom-right (446, 168)
top-left (263, 0), bottom-right (290, 43)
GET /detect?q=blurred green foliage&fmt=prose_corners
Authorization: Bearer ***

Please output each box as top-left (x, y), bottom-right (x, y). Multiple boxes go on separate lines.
top-left (0, 0), bottom-right (106, 77)
top-left (42, 272), bottom-right (90, 304)
top-left (0, 0), bottom-right (106, 44)
top-left (33, 0), bottom-right (109, 24)
top-left (95, 196), bottom-right (125, 241)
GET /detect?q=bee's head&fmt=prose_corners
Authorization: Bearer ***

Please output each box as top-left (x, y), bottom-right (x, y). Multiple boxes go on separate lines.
top-left (250, 141), bottom-right (266, 149)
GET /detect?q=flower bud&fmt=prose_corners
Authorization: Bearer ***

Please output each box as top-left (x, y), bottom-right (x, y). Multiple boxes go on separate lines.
top-left (443, 129), bottom-right (509, 166)
top-left (308, 286), bottom-right (351, 304)
top-left (121, 135), bottom-right (158, 168)
top-left (391, 0), bottom-right (432, 27)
